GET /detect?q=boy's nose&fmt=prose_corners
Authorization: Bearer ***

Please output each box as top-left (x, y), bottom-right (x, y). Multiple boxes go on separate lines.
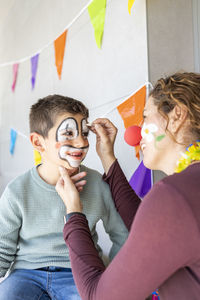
top-left (73, 134), bottom-right (87, 147)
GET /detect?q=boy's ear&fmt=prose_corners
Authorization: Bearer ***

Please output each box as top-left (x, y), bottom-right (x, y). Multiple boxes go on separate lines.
top-left (168, 104), bottom-right (188, 134)
top-left (30, 132), bottom-right (45, 152)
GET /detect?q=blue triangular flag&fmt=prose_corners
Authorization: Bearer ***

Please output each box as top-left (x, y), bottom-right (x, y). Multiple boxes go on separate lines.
top-left (10, 128), bottom-right (17, 155)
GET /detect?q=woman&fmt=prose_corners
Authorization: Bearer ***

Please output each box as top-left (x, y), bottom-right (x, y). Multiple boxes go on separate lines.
top-left (56, 72), bottom-right (200, 300)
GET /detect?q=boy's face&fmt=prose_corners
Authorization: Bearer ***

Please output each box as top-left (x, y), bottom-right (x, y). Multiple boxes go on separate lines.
top-left (42, 113), bottom-right (89, 169)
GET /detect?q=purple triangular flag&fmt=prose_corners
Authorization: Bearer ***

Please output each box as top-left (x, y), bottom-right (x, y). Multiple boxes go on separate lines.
top-left (31, 54), bottom-right (39, 89)
top-left (129, 160), bottom-right (152, 198)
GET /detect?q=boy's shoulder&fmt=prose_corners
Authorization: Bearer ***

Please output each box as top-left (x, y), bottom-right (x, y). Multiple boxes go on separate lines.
top-left (80, 165), bottom-right (111, 195)
top-left (80, 165), bottom-right (103, 180)
top-left (4, 167), bottom-right (34, 195)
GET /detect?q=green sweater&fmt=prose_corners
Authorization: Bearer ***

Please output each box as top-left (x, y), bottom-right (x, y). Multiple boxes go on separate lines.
top-left (0, 165), bottom-right (128, 277)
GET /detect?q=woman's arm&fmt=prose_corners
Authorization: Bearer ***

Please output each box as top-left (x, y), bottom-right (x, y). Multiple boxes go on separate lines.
top-left (62, 180), bottom-right (199, 300)
top-left (103, 159), bottom-right (141, 231)
top-left (91, 119), bottom-right (141, 230)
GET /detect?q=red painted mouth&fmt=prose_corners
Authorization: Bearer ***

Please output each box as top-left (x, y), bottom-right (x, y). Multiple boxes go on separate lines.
top-left (66, 151), bottom-right (83, 159)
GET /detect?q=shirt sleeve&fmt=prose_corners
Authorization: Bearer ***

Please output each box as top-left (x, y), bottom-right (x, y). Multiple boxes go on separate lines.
top-left (103, 160), bottom-right (141, 230)
top-left (0, 188), bottom-right (21, 277)
top-left (63, 181), bottom-right (200, 300)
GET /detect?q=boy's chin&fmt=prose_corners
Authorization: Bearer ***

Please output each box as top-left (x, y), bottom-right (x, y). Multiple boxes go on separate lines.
top-left (61, 159), bottom-right (82, 170)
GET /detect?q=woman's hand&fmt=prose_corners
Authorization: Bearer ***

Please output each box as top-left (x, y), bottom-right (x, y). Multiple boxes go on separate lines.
top-left (56, 167), bottom-right (87, 213)
top-left (90, 118), bottom-right (117, 174)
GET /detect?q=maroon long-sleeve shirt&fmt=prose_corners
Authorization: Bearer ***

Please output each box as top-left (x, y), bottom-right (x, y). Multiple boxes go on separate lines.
top-left (63, 160), bottom-right (200, 300)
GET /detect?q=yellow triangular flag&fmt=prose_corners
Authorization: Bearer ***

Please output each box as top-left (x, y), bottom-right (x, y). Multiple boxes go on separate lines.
top-left (33, 150), bottom-right (42, 166)
top-left (88, 0), bottom-right (107, 49)
top-left (128, 0), bottom-right (135, 14)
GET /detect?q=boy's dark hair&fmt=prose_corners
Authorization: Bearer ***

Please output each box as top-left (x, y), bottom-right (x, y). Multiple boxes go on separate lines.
top-left (29, 95), bottom-right (89, 137)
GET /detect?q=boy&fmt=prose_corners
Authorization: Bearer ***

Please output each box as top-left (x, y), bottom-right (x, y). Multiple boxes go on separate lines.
top-left (0, 95), bottom-right (128, 300)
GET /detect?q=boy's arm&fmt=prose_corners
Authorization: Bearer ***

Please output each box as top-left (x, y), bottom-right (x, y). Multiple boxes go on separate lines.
top-left (101, 183), bottom-right (129, 261)
top-left (0, 189), bottom-right (21, 277)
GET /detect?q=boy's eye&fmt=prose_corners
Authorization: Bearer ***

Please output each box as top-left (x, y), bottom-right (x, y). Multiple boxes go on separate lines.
top-left (65, 131), bottom-right (74, 136)
top-left (59, 129), bottom-right (78, 140)
top-left (82, 131), bottom-right (89, 138)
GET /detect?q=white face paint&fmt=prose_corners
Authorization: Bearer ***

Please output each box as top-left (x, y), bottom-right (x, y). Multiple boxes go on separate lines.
top-left (56, 118), bottom-right (78, 142)
top-left (56, 117), bottom-right (89, 168)
top-left (81, 119), bottom-right (89, 140)
top-left (141, 122), bottom-right (158, 142)
top-left (59, 145), bottom-right (89, 168)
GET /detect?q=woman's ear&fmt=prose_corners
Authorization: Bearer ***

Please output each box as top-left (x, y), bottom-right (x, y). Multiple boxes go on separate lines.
top-left (168, 104), bottom-right (188, 134)
top-left (30, 132), bottom-right (45, 152)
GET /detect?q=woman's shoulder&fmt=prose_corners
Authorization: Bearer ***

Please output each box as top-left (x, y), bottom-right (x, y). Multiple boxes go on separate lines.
top-left (144, 163), bottom-right (200, 223)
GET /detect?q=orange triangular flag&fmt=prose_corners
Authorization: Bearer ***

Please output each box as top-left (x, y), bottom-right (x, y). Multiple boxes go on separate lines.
top-left (54, 30), bottom-right (68, 79)
top-left (117, 85), bottom-right (146, 128)
top-left (135, 145), bottom-right (140, 160)
top-left (117, 85), bottom-right (146, 159)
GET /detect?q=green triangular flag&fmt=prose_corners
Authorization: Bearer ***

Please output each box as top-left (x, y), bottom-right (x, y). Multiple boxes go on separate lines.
top-left (88, 0), bottom-right (107, 49)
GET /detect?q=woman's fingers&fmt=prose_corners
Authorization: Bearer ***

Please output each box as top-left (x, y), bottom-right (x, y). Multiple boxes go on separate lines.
top-left (74, 180), bottom-right (87, 188)
top-left (56, 167), bottom-right (83, 213)
top-left (71, 172), bottom-right (87, 191)
top-left (71, 171), bottom-right (87, 183)
top-left (92, 118), bottom-right (117, 142)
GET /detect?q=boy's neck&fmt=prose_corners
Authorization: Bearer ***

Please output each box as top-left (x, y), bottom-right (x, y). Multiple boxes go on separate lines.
top-left (37, 163), bottom-right (79, 186)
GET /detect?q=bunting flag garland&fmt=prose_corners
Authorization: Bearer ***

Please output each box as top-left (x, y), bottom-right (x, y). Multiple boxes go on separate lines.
top-left (88, 0), bottom-right (107, 49)
top-left (134, 145), bottom-right (140, 160)
top-left (54, 30), bottom-right (68, 79)
top-left (117, 85), bottom-right (146, 128)
top-left (9, 128), bottom-right (41, 165)
top-left (33, 150), bottom-right (42, 166)
top-left (128, 0), bottom-right (136, 14)
top-left (31, 54), bottom-right (39, 89)
top-left (129, 160), bottom-right (152, 198)
top-left (10, 128), bottom-right (18, 155)
top-left (117, 85), bottom-right (146, 159)
top-left (11, 64), bottom-right (19, 92)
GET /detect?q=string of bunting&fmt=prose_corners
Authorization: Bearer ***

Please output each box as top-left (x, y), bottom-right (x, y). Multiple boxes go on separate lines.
top-left (1, 0), bottom-right (136, 92)
top-left (9, 81), bottom-right (150, 159)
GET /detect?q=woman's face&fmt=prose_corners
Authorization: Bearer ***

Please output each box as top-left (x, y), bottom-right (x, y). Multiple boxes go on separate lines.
top-left (140, 96), bottom-right (171, 170)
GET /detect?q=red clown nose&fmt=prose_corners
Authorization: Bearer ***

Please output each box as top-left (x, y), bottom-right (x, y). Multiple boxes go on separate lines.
top-left (124, 125), bottom-right (142, 146)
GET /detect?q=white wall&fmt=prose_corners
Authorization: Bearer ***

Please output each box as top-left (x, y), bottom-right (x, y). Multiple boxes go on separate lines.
top-left (146, 0), bottom-right (195, 183)
top-left (0, 0), bottom-right (148, 255)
